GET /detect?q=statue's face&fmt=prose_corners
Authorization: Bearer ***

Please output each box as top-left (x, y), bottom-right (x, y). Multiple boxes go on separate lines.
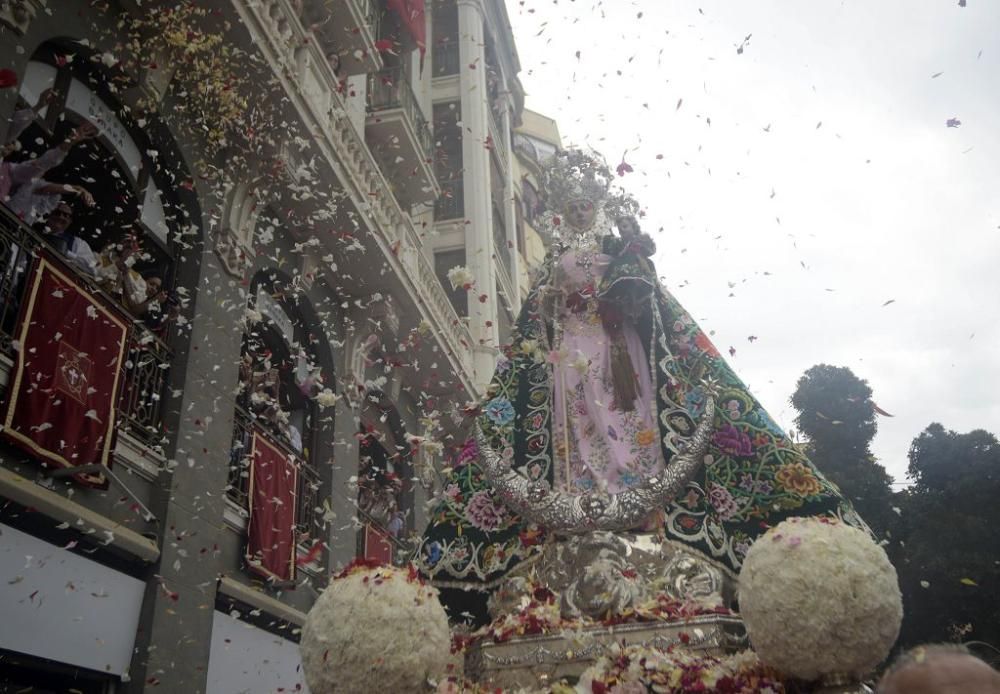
top-left (564, 198), bottom-right (597, 230)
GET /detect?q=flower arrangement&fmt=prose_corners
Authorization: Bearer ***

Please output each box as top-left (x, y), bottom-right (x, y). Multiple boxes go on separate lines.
top-left (299, 561), bottom-right (457, 694)
top-left (577, 644), bottom-right (786, 694)
top-left (737, 516), bottom-right (903, 681)
top-left (447, 265), bottom-right (476, 291)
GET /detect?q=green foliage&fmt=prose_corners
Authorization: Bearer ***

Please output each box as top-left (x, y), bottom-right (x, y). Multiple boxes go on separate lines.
top-left (892, 424), bottom-right (1000, 653)
top-left (791, 364), bottom-right (1000, 657)
top-left (790, 365), bottom-right (895, 537)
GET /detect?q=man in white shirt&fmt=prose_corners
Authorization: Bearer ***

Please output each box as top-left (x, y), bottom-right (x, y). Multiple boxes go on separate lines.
top-left (37, 201), bottom-right (99, 277)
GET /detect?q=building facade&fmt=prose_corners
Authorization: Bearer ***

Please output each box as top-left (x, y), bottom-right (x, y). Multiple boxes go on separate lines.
top-left (0, 0), bottom-right (555, 691)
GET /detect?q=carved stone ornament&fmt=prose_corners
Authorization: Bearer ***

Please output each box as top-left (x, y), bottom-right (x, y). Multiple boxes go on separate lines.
top-left (0, 0), bottom-right (43, 35)
top-left (213, 226), bottom-right (254, 278)
top-left (214, 183), bottom-right (259, 279)
top-left (474, 393), bottom-right (716, 534)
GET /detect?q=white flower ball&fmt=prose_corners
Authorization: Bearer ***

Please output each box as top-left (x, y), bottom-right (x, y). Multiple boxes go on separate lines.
top-left (300, 563), bottom-right (455, 693)
top-left (738, 516), bottom-right (902, 681)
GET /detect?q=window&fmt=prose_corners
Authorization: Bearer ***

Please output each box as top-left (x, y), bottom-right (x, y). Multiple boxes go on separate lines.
top-left (4, 53), bottom-right (183, 327)
top-left (434, 248), bottom-right (468, 318)
top-left (228, 273), bottom-right (325, 547)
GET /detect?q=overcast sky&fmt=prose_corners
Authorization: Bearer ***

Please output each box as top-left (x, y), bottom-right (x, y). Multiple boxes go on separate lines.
top-left (505, 0), bottom-right (1000, 484)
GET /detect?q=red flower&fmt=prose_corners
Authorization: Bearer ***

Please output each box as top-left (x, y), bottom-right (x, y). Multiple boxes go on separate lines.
top-left (334, 556), bottom-right (386, 579)
top-left (616, 156), bottom-right (634, 177)
top-left (0, 69), bottom-right (18, 89)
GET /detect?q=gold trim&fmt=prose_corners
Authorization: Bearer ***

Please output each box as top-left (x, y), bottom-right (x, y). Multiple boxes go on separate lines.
top-left (2, 257), bottom-right (130, 484)
top-left (245, 428), bottom-right (299, 582)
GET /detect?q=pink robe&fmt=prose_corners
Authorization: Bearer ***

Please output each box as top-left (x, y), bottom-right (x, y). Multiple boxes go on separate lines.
top-left (550, 247), bottom-right (664, 493)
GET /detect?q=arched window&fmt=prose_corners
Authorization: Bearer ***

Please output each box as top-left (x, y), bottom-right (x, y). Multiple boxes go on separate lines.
top-left (357, 390), bottom-right (412, 564)
top-left (0, 42), bottom-right (197, 452)
top-left (228, 271), bottom-right (326, 553)
top-left (5, 47), bottom-right (184, 317)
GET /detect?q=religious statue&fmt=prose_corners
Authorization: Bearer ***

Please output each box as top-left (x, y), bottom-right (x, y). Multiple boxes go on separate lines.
top-left (417, 149), bottom-right (863, 628)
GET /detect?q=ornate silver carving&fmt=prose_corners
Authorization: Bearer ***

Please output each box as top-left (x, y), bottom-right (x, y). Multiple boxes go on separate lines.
top-left (467, 615), bottom-right (748, 688)
top-left (489, 532), bottom-right (736, 623)
top-left (474, 394), bottom-right (715, 534)
top-left (556, 533), bottom-right (647, 619)
top-left (662, 552), bottom-right (727, 604)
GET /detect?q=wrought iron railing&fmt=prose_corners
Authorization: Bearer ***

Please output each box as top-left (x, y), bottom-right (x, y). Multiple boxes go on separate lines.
top-left (487, 105), bottom-right (508, 171)
top-left (118, 327), bottom-right (172, 449)
top-left (227, 405), bottom-right (321, 537)
top-left (434, 178), bottom-right (465, 220)
top-left (367, 65), bottom-right (434, 162)
top-left (0, 205), bottom-right (173, 449)
top-left (492, 201), bottom-right (511, 274)
top-left (432, 40), bottom-right (460, 77)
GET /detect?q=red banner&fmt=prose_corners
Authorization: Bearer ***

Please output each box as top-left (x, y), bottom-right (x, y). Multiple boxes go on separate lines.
top-left (388, 0), bottom-right (426, 60)
top-left (363, 523), bottom-right (394, 565)
top-left (246, 429), bottom-right (299, 582)
top-left (0, 256), bottom-right (129, 486)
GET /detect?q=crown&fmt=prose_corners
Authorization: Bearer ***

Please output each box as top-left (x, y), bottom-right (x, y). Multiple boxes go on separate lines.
top-left (539, 149), bottom-right (613, 211)
top-left (539, 149), bottom-right (640, 221)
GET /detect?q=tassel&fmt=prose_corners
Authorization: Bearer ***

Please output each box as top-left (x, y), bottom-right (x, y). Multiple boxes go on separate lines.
top-left (610, 335), bottom-right (638, 411)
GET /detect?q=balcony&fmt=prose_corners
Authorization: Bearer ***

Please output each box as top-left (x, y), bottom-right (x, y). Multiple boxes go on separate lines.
top-left (366, 65), bottom-right (441, 206)
top-left (302, 0), bottom-right (382, 76)
top-left (233, 0), bottom-right (477, 395)
top-left (226, 405), bottom-right (321, 541)
top-left (0, 206), bottom-right (173, 454)
top-left (434, 178), bottom-right (465, 221)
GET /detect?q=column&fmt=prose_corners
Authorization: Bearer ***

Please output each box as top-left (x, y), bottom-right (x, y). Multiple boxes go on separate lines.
top-left (456, 0), bottom-right (499, 388)
top-left (501, 95), bottom-right (521, 314)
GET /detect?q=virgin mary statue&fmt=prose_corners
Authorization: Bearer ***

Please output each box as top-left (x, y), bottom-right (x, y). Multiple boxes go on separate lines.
top-left (418, 149), bottom-right (861, 621)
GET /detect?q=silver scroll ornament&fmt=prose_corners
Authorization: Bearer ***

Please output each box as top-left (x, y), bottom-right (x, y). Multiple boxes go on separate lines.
top-left (474, 394), bottom-right (716, 534)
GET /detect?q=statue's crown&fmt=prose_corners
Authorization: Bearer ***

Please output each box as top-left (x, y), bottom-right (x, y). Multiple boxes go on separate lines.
top-left (539, 149), bottom-right (613, 211)
top-left (539, 149), bottom-right (641, 224)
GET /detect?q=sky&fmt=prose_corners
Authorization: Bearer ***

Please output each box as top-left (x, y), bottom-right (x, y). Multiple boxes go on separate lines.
top-left (505, 0), bottom-right (1000, 484)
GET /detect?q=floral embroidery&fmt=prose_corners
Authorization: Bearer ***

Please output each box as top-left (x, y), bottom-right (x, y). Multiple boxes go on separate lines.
top-left (775, 462), bottom-right (824, 497)
top-left (484, 397), bottom-right (515, 426)
top-left (634, 428), bottom-right (656, 447)
top-left (707, 483), bottom-right (741, 520)
top-left (465, 491), bottom-right (506, 531)
top-left (712, 422), bottom-right (753, 457)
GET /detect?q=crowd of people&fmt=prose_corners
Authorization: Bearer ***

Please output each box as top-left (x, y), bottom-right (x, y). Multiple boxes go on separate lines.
top-left (1, 88), bottom-right (179, 337)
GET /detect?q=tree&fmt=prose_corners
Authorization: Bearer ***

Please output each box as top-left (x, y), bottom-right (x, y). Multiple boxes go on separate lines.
top-left (790, 365), bottom-right (896, 536)
top-left (892, 424), bottom-right (1000, 652)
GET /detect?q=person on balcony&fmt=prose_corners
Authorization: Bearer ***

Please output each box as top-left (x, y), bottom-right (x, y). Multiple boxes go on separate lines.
top-left (1, 94), bottom-right (97, 210)
top-left (96, 233), bottom-right (150, 310)
top-left (11, 177), bottom-right (96, 227)
top-left (36, 200), bottom-right (99, 276)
